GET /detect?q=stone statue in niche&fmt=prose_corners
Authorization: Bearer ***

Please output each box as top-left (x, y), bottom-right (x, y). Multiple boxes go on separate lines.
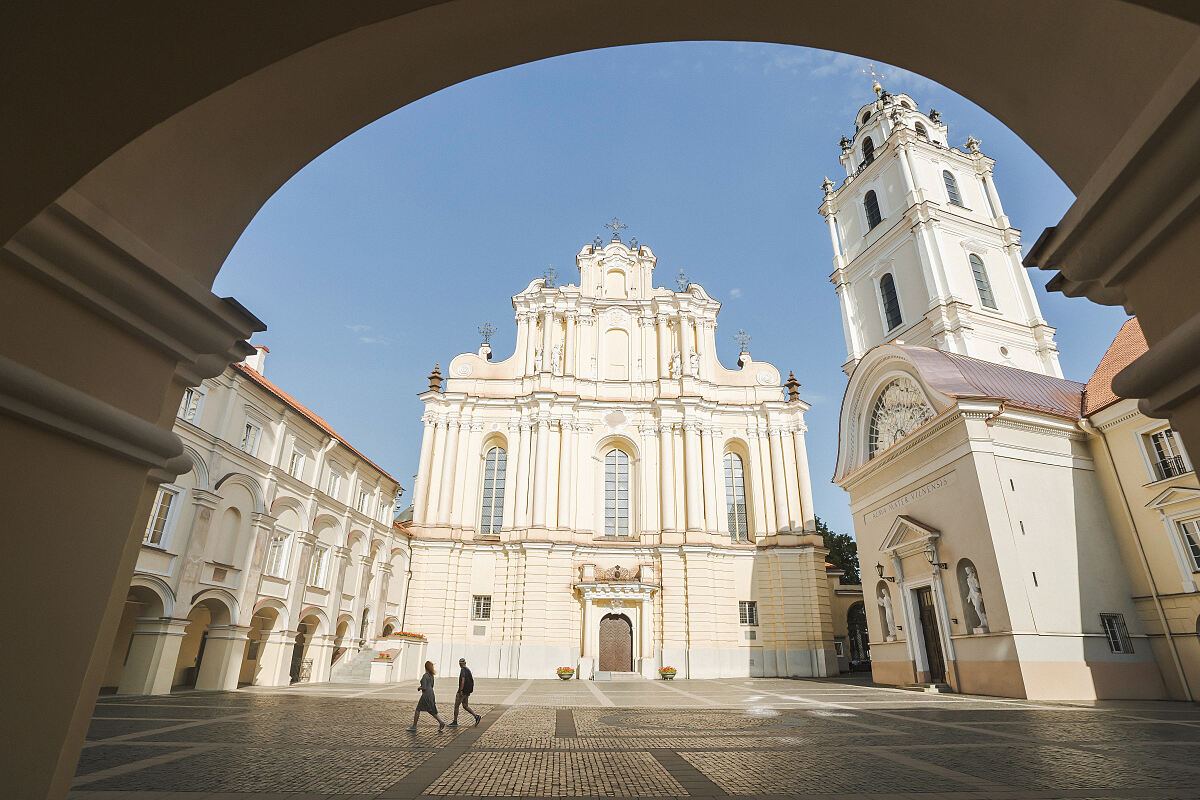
top-left (533, 346), bottom-right (543, 373)
top-left (550, 344), bottom-right (562, 375)
top-left (688, 350), bottom-right (700, 376)
top-left (669, 350), bottom-right (682, 379)
top-left (964, 566), bottom-right (989, 631)
top-left (878, 588), bottom-right (897, 641)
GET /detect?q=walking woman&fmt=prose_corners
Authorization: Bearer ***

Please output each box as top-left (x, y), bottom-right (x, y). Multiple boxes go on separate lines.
top-left (406, 660), bottom-right (445, 732)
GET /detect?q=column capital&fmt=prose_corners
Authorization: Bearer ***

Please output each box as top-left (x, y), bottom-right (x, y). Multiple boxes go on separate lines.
top-left (332, 545), bottom-right (351, 559)
top-left (190, 489), bottom-right (220, 510)
top-left (250, 512), bottom-right (278, 532)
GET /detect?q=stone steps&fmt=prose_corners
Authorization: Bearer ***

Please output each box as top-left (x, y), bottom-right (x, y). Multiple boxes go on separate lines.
top-left (329, 647), bottom-right (379, 683)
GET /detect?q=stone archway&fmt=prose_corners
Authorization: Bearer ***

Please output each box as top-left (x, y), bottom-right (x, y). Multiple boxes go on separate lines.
top-left (598, 614), bottom-right (633, 672)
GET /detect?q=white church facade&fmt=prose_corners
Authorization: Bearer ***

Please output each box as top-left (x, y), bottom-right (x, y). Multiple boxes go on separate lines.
top-left (406, 237), bottom-right (839, 679)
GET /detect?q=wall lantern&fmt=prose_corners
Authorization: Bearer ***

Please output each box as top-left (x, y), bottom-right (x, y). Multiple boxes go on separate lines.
top-left (923, 544), bottom-right (948, 570)
top-left (875, 562), bottom-right (895, 583)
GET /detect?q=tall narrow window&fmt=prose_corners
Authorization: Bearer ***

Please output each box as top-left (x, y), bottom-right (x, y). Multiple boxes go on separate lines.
top-left (265, 531), bottom-right (291, 577)
top-left (143, 487), bottom-right (177, 546)
top-left (178, 388), bottom-right (203, 422)
top-left (1148, 429), bottom-right (1189, 480)
top-left (943, 170), bottom-right (963, 206)
top-left (308, 544), bottom-right (330, 587)
top-left (356, 489), bottom-right (369, 513)
top-left (326, 471), bottom-right (342, 499)
top-left (880, 273), bottom-right (903, 331)
top-left (864, 191), bottom-right (882, 229)
top-left (480, 446), bottom-right (507, 534)
top-left (604, 449), bottom-right (631, 537)
top-left (914, 122), bottom-right (928, 139)
top-left (288, 450), bottom-right (306, 479)
top-left (1100, 613), bottom-right (1133, 654)
top-left (969, 254), bottom-right (997, 309)
top-left (241, 421), bottom-right (262, 455)
top-left (861, 136), bottom-right (875, 166)
top-left (1178, 519), bottom-right (1200, 571)
top-left (724, 453), bottom-right (749, 541)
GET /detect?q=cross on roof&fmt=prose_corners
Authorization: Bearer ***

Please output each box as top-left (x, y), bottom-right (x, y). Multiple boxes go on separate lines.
top-left (734, 329), bottom-right (751, 353)
top-left (478, 320), bottom-right (497, 344)
top-left (862, 62), bottom-right (886, 93)
top-left (675, 269), bottom-right (690, 292)
top-left (543, 264), bottom-right (557, 287)
top-left (603, 218), bottom-right (628, 241)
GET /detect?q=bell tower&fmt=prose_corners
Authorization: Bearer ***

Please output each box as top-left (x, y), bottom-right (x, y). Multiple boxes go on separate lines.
top-left (818, 85), bottom-right (1062, 377)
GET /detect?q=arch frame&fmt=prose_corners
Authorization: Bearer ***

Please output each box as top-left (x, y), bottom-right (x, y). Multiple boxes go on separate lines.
top-left (129, 573), bottom-right (175, 618)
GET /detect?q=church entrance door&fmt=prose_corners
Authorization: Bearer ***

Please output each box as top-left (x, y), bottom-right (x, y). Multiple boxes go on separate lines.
top-left (598, 614), bottom-right (633, 672)
top-left (914, 587), bottom-right (946, 683)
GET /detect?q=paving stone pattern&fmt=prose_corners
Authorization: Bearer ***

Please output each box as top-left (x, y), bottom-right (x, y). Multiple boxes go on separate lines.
top-left (70, 675), bottom-right (1200, 799)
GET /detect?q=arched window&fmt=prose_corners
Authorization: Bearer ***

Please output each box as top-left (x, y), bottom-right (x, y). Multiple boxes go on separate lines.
top-left (861, 136), bottom-right (875, 166)
top-left (943, 170), bottom-right (963, 206)
top-left (900, 100), bottom-right (913, 110)
top-left (968, 254), bottom-right (997, 309)
top-left (604, 449), bottom-right (630, 537)
top-left (914, 122), bottom-right (928, 139)
top-left (864, 191), bottom-right (882, 230)
top-left (724, 453), bottom-right (749, 541)
top-left (861, 110), bottom-right (871, 125)
top-left (880, 273), bottom-right (902, 330)
top-left (479, 446), bottom-right (506, 534)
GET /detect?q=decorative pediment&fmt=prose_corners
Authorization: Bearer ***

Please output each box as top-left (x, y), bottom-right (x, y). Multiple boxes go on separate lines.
top-left (881, 515), bottom-right (940, 555)
top-left (1146, 486), bottom-right (1200, 510)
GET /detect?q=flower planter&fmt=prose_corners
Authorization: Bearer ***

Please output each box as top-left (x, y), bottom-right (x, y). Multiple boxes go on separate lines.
top-left (661, 673), bottom-right (675, 680)
top-left (558, 673), bottom-right (572, 680)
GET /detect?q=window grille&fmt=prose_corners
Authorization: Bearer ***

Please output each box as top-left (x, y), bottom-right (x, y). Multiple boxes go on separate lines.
top-left (1179, 519), bottom-right (1200, 571)
top-left (861, 136), bottom-right (875, 166)
top-left (1100, 613), bottom-right (1133, 654)
top-left (604, 449), bottom-right (631, 537)
top-left (724, 452), bottom-right (749, 541)
top-left (472, 595), bottom-right (492, 620)
top-left (480, 447), bottom-right (507, 534)
top-left (969, 254), bottom-right (998, 309)
top-left (864, 191), bottom-right (882, 230)
top-left (739, 600), bottom-right (759, 626)
top-left (143, 487), bottom-right (176, 545)
top-left (241, 421), bottom-right (262, 455)
top-left (880, 273), bottom-right (902, 330)
top-left (943, 170), bottom-right (963, 206)
top-left (1148, 429), bottom-right (1189, 480)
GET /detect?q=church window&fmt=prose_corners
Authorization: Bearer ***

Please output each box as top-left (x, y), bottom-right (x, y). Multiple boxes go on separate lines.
top-left (308, 544), bottom-right (330, 588)
top-left (969, 254), bottom-right (998, 309)
top-left (143, 487), bottom-right (177, 546)
top-left (724, 453), bottom-right (749, 541)
top-left (480, 446), bottom-right (507, 534)
top-left (900, 100), bottom-right (913, 110)
top-left (288, 450), bottom-right (306, 479)
top-left (739, 601), bottom-right (759, 626)
top-left (914, 122), bottom-right (928, 139)
top-left (943, 170), bottom-right (963, 206)
top-left (604, 449), bottom-right (631, 537)
top-left (241, 421), bottom-right (262, 456)
top-left (861, 110), bottom-right (871, 125)
top-left (868, 377), bottom-right (935, 458)
top-left (1146, 428), bottom-right (1190, 480)
top-left (861, 136), bottom-right (875, 166)
top-left (264, 530), bottom-right (291, 577)
top-left (879, 273), bottom-right (902, 330)
top-left (1100, 613), bottom-right (1133, 654)
top-left (864, 191), bottom-right (882, 230)
top-left (1178, 519), bottom-right (1200, 571)
top-left (472, 595), bottom-right (492, 620)
top-left (178, 387), bottom-right (204, 422)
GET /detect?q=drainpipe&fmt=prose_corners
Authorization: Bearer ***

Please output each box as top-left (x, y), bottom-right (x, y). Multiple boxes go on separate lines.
top-left (1080, 418), bottom-right (1192, 701)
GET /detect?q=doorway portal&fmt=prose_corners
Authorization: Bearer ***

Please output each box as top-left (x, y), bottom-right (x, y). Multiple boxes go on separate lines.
top-left (598, 613), bottom-right (633, 672)
top-left (914, 587), bottom-right (946, 683)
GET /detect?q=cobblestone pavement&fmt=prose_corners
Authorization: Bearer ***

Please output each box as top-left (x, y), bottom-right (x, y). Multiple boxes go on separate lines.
top-left (70, 674), bottom-right (1200, 799)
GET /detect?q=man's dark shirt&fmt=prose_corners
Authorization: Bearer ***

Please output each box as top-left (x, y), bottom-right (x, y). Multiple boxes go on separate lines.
top-left (459, 665), bottom-right (474, 695)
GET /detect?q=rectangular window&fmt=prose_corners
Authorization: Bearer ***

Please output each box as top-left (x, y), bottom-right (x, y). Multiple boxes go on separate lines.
top-left (1147, 428), bottom-right (1189, 480)
top-left (1100, 613), bottom-right (1133, 654)
top-left (241, 421), bottom-right (262, 456)
top-left (327, 471), bottom-right (342, 499)
top-left (739, 600), bottom-right (759, 626)
top-left (472, 595), bottom-right (492, 620)
top-left (308, 544), bottom-right (331, 588)
top-left (288, 450), bottom-right (306, 479)
top-left (264, 533), bottom-right (290, 578)
top-left (177, 387), bottom-right (204, 422)
top-left (1179, 519), bottom-right (1200, 571)
top-left (143, 487), bottom-right (177, 546)
top-left (834, 640), bottom-right (846, 658)
top-left (356, 489), bottom-right (369, 514)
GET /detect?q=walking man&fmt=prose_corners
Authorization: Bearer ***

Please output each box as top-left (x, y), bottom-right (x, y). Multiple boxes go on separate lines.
top-left (448, 657), bottom-right (481, 727)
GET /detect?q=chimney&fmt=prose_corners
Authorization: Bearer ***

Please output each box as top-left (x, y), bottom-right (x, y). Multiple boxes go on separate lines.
top-left (243, 345), bottom-right (269, 375)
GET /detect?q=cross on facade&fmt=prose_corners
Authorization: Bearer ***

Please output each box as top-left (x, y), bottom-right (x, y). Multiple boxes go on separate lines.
top-left (543, 264), bottom-right (557, 287)
top-left (734, 329), bottom-right (751, 353)
top-left (478, 320), bottom-right (497, 344)
top-left (603, 218), bottom-right (628, 241)
top-left (862, 62), bottom-right (886, 93)
top-left (675, 269), bottom-right (690, 292)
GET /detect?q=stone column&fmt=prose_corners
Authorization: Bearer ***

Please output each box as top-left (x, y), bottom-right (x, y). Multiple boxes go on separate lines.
top-left (565, 311), bottom-right (578, 375)
top-left (747, 432), bottom-right (768, 537)
top-left (582, 596), bottom-right (595, 658)
top-left (683, 421), bottom-right (704, 531)
top-left (700, 426), bottom-right (718, 532)
top-left (351, 555), bottom-right (374, 645)
top-left (638, 423), bottom-right (659, 536)
top-left (522, 312), bottom-right (537, 374)
top-left (791, 428), bottom-right (816, 532)
top-left (424, 420), bottom-right (447, 524)
top-left (656, 313), bottom-right (671, 378)
top-left (659, 424), bottom-right (677, 531)
top-left (330, 545), bottom-right (352, 622)
top-left (639, 598), bottom-right (654, 670)
top-left (541, 309), bottom-right (554, 372)
top-left (513, 421), bottom-right (533, 528)
top-left (557, 421), bottom-right (574, 529)
top-left (195, 625), bottom-right (251, 691)
top-left (411, 418), bottom-right (435, 526)
top-left (436, 419), bottom-right (461, 526)
top-left (174, 489), bottom-right (220, 605)
top-left (768, 428), bottom-right (790, 533)
top-left (255, 628), bottom-right (297, 687)
top-left (307, 634), bottom-right (336, 683)
top-left (711, 428), bottom-right (729, 537)
top-left (117, 617), bottom-right (191, 695)
top-left (680, 315), bottom-right (694, 376)
top-left (532, 416), bottom-right (550, 528)
top-left (782, 434), bottom-right (803, 532)
top-left (457, 422), bottom-right (485, 531)
top-left (501, 423), bottom-right (519, 531)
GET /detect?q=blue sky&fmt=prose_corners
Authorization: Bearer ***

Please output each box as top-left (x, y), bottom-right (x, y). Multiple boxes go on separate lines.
top-left (215, 43), bottom-right (1130, 535)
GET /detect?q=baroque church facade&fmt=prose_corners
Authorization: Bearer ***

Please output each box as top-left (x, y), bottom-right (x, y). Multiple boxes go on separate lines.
top-left (823, 85), bottom-right (1199, 700)
top-left (407, 238), bottom-right (840, 679)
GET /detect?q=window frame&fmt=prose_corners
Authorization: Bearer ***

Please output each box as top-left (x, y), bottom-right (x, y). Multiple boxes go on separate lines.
top-left (1099, 613), bottom-right (1134, 654)
top-left (968, 253), bottom-right (998, 310)
top-left (356, 488), bottom-right (370, 514)
top-left (288, 450), bottom-right (306, 480)
top-left (143, 485), bottom-right (180, 547)
top-left (177, 387), bottom-right (205, 423)
top-left (241, 420), bottom-right (263, 456)
top-left (326, 470), bottom-right (343, 500)
top-left (863, 190), bottom-right (883, 230)
top-left (942, 169), bottom-right (964, 207)
top-left (861, 135), bottom-right (875, 167)
top-left (308, 543), bottom-right (331, 588)
top-left (724, 451), bottom-right (750, 542)
top-left (604, 448), bottom-right (632, 537)
top-left (471, 594), bottom-right (492, 621)
top-left (479, 446), bottom-right (507, 535)
top-left (264, 529), bottom-right (292, 578)
top-left (1178, 518), bottom-right (1200, 572)
top-left (739, 600), bottom-right (759, 626)
top-left (879, 272), bottom-right (903, 331)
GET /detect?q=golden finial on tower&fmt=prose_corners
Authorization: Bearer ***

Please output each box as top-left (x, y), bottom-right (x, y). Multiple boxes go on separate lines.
top-left (862, 63), bottom-right (886, 95)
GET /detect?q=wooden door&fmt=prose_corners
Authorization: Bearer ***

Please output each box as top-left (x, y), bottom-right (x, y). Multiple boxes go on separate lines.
top-left (598, 614), bottom-right (633, 672)
top-left (914, 587), bottom-right (946, 682)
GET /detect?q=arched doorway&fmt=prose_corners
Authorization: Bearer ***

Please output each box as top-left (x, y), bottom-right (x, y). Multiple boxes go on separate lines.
top-left (174, 596), bottom-right (238, 691)
top-left (100, 584), bottom-right (169, 694)
top-left (598, 613), bottom-right (633, 672)
top-left (847, 602), bottom-right (869, 665)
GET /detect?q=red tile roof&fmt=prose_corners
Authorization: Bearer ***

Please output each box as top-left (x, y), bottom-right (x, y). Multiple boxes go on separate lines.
top-left (1082, 318), bottom-right (1147, 417)
top-left (900, 345), bottom-right (1085, 419)
top-left (231, 362), bottom-right (399, 485)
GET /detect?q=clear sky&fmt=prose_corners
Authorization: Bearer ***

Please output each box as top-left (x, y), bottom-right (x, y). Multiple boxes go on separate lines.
top-left (215, 42), bottom-right (1130, 536)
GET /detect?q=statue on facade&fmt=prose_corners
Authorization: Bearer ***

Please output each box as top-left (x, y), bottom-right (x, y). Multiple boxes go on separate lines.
top-left (669, 350), bottom-right (682, 379)
top-left (550, 344), bottom-right (562, 375)
top-left (533, 346), bottom-right (543, 373)
top-left (878, 588), bottom-right (897, 640)
top-left (689, 350), bottom-right (700, 376)
top-left (964, 566), bottom-right (989, 630)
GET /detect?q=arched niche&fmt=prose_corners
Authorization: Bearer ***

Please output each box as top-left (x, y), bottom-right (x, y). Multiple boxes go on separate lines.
top-left (956, 558), bottom-right (990, 633)
top-left (875, 580), bottom-right (898, 642)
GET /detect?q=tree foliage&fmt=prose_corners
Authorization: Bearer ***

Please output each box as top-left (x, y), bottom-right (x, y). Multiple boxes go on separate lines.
top-left (817, 516), bottom-right (860, 585)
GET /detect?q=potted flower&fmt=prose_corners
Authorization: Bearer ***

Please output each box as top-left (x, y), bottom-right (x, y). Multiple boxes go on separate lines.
top-left (556, 666), bottom-right (575, 680)
top-left (658, 666), bottom-right (677, 680)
